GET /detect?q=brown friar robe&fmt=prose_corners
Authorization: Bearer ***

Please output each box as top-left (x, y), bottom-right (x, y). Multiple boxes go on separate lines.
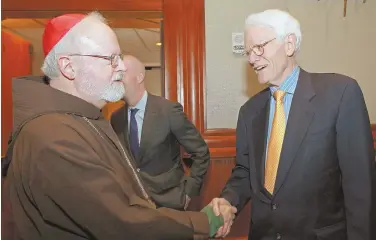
top-left (3, 76), bottom-right (209, 240)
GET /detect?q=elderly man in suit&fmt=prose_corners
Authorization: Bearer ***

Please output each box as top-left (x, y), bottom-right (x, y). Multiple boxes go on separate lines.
top-left (111, 55), bottom-right (210, 210)
top-left (210, 9), bottom-right (376, 240)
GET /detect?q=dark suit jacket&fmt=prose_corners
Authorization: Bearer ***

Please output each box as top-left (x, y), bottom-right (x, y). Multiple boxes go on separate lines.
top-left (221, 69), bottom-right (376, 240)
top-left (111, 94), bottom-right (210, 209)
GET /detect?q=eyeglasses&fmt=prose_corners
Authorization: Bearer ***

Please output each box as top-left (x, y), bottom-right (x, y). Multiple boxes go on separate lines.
top-left (68, 53), bottom-right (123, 68)
top-left (242, 38), bottom-right (276, 57)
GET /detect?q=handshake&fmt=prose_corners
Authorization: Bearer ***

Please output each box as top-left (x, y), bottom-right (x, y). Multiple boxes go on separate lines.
top-left (200, 198), bottom-right (237, 238)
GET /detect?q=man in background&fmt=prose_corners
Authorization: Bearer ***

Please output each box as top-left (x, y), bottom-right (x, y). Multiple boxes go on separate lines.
top-left (3, 12), bottom-right (230, 239)
top-left (210, 9), bottom-right (376, 239)
top-left (111, 55), bottom-right (210, 210)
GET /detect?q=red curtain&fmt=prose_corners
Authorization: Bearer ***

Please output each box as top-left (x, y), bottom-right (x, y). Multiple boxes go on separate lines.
top-left (1, 30), bottom-right (32, 156)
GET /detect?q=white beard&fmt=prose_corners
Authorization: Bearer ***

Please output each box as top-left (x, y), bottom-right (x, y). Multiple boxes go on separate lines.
top-left (100, 81), bottom-right (125, 102)
top-left (76, 70), bottom-right (125, 102)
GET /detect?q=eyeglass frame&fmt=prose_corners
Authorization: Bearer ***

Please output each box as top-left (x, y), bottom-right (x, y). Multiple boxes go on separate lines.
top-left (242, 38), bottom-right (276, 57)
top-left (67, 53), bottom-right (124, 68)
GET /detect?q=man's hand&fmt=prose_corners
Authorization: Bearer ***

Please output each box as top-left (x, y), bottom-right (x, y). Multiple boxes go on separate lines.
top-left (209, 198), bottom-right (237, 238)
top-left (184, 195), bottom-right (191, 210)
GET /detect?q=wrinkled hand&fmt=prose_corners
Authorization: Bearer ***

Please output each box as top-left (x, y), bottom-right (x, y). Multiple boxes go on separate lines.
top-left (209, 198), bottom-right (237, 238)
top-left (184, 195), bottom-right (191, 210)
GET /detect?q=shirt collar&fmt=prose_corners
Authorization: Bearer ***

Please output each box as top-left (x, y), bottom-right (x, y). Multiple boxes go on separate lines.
top-left (270, 66), bottom-right (300, 95)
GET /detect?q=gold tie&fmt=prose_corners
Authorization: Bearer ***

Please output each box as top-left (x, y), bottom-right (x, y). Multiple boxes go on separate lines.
top-left (264, 90), bottom-right (286, 194)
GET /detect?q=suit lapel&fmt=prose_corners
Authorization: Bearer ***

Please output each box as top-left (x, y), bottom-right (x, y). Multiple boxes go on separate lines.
top-left (251, 91), bottom-right (269, 186)
top-left (138, 94), bottom-right (159, 161)
top-left (250, 89), bottom-right (271, 203)
top-left (273, 70), bottom-right (316, 195)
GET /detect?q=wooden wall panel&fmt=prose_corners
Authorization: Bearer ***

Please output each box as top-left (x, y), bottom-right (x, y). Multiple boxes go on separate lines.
top-left (2, 0), bottom-right (162, 12)
top-left (163, 0), bottom-right (236, 152)
top-left (163, 0), bottom-right (205, 133)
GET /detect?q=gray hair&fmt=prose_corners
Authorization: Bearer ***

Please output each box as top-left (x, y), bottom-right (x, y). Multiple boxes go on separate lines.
top-left (245, 9), bottom-right (302, 51)
top-left (41, 12), bottom-right (108, 79)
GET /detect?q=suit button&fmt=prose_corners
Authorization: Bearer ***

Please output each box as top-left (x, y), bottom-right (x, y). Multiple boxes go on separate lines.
top-left (276, 233), bottom-right (282, 239)
top-left (272, 203), bottom-right (278, 210)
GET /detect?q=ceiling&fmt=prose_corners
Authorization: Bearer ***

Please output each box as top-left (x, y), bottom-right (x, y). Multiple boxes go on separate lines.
top-left (1, 18), bottom-right (162, 74)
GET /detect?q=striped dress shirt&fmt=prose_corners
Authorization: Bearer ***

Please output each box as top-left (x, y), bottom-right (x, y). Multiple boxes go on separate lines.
top-left (266, 66), bottom-right (300, 161)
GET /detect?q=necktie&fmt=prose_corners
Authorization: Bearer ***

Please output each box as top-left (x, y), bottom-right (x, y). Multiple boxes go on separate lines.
top-left (264, 90), bottom-right (286, 194)
top-left (129, 108), bottom-right (140, 159)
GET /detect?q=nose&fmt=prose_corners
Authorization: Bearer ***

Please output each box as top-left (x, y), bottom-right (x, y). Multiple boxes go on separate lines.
top-left (116, 57), bottom-right (126, 72)
top-left (248, 51), bottom-right (260, 65)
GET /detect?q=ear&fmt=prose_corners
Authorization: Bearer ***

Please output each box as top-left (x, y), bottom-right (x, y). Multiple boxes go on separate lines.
top-left (58, 56), bottom-right (75, 80)
top-left (284, 34), bottom-right (297, 57)
top-left (136, 72), bottom-right (145, 84)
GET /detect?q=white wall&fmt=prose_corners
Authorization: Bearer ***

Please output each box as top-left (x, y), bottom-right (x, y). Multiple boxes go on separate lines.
top-left (205, 0), bottom-right (376, 128)
top-left (144, 69), bottom-right (162, 96)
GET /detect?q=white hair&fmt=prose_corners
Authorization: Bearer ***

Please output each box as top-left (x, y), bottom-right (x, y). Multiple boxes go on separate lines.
top-left (245, 9), bottom-right (302, 51)
top-left (41, 12), bottom-right (108, 78)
